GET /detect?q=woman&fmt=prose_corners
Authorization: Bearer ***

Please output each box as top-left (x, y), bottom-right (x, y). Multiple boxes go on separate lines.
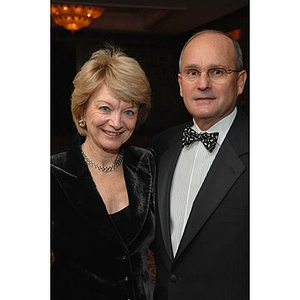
top-left (51, 46), bottom-right (155, 300)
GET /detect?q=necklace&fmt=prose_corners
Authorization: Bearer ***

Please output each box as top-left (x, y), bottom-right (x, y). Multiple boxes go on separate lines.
top-left (81, 146), bottom-right (124, 173)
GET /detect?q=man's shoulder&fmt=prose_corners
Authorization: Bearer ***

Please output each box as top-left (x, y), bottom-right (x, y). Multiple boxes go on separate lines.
top-left (226, 107), bottom-right (249, 154)
top-left (154, 121), bottom-right (190, 141)
top-left (152, 121), bottom-right (191, 154)
top-left (230, 107), bottom-right (249, 134)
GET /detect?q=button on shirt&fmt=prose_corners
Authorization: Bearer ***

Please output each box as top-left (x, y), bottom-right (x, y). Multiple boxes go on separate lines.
top-left (170, 108), bottom-right (237, 256)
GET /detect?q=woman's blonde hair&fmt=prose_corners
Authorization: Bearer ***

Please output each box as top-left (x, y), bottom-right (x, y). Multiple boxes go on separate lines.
top-left (71, 45), bottom-right (151, 135)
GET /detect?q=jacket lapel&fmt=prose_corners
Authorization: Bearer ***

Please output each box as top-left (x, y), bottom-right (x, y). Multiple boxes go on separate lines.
top-left (175, 138), bottom-right (246, 259)
top-left (56, 163), bottom-right (124, 245)
top-left (175, 109), bottom-right (249, 259)
top-left (157, 139), bottom-right (183, 261)
top-left (123, 148), bottom-right (154, 246)
top-left (52, 141), bottom-right (155, 248)
top-left (52, 137), bottom-right (124, 245)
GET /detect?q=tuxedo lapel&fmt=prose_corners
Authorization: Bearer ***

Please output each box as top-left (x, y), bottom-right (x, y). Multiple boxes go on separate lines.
top-left (175, 111), bottom-right (248, 259)
top-left (157, 140), bottom-right (182, 261)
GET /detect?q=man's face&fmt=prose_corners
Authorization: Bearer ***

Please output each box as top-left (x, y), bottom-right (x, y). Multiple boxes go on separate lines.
top-left (178, 32), bottom-right (247, 130)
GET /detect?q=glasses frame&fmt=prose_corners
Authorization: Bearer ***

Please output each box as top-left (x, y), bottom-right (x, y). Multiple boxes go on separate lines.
top-left (180, 67), bottom-right (242, 83)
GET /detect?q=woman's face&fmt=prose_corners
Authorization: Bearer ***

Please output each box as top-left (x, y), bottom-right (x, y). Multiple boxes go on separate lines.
top-left (83, 84), bottom-right (138, 153)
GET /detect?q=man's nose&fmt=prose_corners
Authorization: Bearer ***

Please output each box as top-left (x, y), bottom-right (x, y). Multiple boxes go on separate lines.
top-left (196, 72), bottom-right (211, 90)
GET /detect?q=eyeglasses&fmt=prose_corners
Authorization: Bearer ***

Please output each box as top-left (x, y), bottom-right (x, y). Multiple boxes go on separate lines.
top-left (181, 67), bottom-right (241, 83)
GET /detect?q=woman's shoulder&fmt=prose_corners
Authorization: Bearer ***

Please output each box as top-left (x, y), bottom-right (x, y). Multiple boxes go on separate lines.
top-left (124, 145), bottom-right (155, 167)
top-left (124, 145), bottom-right (154, 158)
top-left (51, 151), bottom-right (68, 168)
top-left (125, 145), bottom-right (154, 157)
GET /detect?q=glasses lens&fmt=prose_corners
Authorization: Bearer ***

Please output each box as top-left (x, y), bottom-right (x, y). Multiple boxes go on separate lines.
top-left (183, 69), bottom-right (199, 82)
top-left (182, 67), bottom-right (234, 83)
top-left (208, 68), bottom-right (227, 82)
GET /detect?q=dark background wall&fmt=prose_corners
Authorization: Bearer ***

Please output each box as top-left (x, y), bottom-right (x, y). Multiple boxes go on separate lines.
top-left (51, 6), bottom-right (249, 153)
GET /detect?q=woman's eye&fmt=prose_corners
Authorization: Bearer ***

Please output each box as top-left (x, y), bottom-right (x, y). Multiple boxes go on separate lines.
top-left (124, 110), bottom-right (135, 117)
top-left (99, 106), bottom-right (110, 112)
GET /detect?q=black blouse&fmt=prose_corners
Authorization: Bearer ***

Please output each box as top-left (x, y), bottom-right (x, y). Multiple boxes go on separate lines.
top-left (110, 206), bottom-right (131, 244)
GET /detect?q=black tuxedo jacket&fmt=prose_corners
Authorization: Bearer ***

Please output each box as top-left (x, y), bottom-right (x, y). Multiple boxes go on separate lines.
top-left (51, 137), bottom-right (155, 300)
top-left (152, 108), bottom-right (249, 300)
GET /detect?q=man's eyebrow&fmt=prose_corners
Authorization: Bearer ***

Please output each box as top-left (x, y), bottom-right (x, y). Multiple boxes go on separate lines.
top-left (183, 64), bottom-right (200, 69)
top-left (183, 63), bottom-right (228, 70)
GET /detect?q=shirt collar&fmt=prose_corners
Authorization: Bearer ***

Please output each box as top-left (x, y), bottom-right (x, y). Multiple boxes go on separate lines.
top-left (192, 107), bottom-right (237, 146)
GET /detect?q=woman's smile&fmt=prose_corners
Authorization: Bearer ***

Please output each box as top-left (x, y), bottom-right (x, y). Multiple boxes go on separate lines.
top-left (102, 129), bottom-right (124, 137)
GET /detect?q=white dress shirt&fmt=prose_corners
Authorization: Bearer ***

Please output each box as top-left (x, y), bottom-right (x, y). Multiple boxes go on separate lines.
top-left (170, 107), bottom-right (237, 256)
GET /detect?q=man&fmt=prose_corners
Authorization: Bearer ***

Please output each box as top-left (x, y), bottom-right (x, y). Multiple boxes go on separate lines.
top-left (152, 30), bottom-right (249, 300)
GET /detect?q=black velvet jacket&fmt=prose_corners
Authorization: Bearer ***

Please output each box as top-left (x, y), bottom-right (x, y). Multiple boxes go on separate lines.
top-left (51, 137), bottom-right (155, 300)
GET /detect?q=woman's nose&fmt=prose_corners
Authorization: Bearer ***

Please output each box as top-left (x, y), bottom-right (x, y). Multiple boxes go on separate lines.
top-left (109, 112), bottom-right (123, 130)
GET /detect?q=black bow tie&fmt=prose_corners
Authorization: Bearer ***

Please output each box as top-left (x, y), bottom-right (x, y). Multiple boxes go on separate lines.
top-left (182, 125), bottom-right (219, 152)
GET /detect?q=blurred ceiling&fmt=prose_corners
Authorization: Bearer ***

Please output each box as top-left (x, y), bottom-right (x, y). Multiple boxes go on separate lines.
top-left (51, 0), bottom-right (249, 34)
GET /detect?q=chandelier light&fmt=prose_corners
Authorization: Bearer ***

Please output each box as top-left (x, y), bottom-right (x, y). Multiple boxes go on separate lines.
top-left (51, 4), bottom-right (105, 32)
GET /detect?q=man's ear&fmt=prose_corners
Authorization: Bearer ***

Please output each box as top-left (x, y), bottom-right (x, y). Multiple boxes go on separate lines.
top-left (178, 73), bottom-right (183, 97)
top-left (237, 70), bottom-right (247, 96)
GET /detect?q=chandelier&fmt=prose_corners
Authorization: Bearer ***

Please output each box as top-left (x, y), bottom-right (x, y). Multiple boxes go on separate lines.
top-left (51, 4), bottom-right (105, 32)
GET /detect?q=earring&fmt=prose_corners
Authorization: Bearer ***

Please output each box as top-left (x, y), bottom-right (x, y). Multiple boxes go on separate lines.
top-left (78, 117), bottom-right (86, 128)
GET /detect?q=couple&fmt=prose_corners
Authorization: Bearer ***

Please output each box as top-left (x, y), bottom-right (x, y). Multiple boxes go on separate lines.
top-left (51, 30), bottom-right (249, 300)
